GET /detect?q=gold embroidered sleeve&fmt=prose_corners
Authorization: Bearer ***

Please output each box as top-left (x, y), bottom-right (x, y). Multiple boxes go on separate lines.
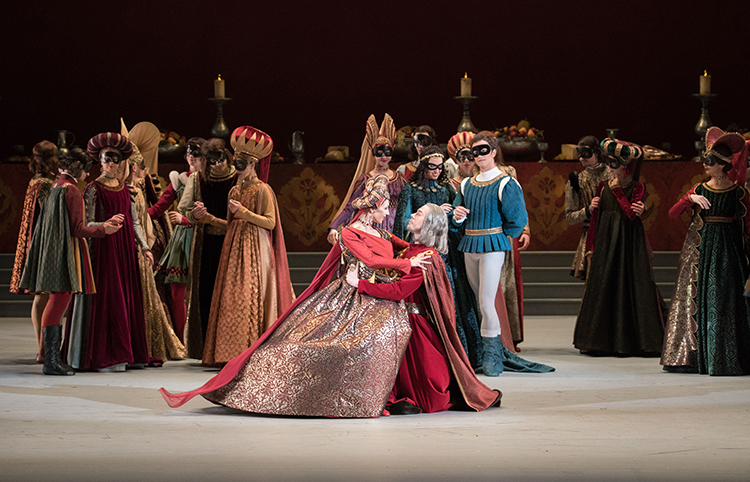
top-left (565, 181), bottom-right (588, 225)
top-left (234, 184), bottom-right (276, 230)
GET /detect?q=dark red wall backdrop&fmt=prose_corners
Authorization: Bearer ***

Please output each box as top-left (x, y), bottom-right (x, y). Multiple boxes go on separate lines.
top-left (1, 1), bottom-right (749, 162)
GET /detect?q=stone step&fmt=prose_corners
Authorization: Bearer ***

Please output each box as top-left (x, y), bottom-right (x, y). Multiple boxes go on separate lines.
top-left (0, 300), bottom-right (32, 318)
top-left (0, 284), bottom-right (22, 300)
top-left (518, 251), bottom-right (576, 268)
top-left (289, 267), bottom-right (321, 284)
top-left (287, 252), bottom-right (328, 268)
top-left (0, 254), bottom-right (13, 269)
top-left (523, 281), bottom-right (675, 300)
top-left (523, 299), bottom-right (581, 316)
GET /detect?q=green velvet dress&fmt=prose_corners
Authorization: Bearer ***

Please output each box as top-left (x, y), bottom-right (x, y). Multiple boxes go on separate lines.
top-left (662, 183), bottom-right (750, 375)
top-left (574, 181), bottom-right (666, 355)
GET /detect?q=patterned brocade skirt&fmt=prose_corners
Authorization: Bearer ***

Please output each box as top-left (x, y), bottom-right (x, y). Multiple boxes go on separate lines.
top-left (203, 277), bottom-right (411, 418)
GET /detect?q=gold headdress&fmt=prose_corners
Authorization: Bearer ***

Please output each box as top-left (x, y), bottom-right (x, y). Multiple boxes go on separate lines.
top-left (332, 114), bottom-right (397, 222)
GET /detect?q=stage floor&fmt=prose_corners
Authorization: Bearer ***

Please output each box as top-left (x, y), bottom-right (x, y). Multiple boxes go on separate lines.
top-left (1, 316), bottom-right (748, 481)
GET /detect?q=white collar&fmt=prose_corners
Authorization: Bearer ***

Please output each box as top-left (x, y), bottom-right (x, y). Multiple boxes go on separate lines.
top-left (476, 166), bottom-right (502, 182)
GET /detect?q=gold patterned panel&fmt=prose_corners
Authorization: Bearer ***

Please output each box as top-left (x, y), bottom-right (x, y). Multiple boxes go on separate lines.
top-left (0, 177), bottom-right (19, 238)
top-left (278, 167), bottom-right (340, 246)
top-left (640, 175), bottom-right (660, 231)
top-left (524, 166), bottom-right (567, 245)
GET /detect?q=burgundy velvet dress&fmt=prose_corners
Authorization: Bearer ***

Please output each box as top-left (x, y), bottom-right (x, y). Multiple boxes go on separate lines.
top-left (82, 180), bottom-right (149, 369)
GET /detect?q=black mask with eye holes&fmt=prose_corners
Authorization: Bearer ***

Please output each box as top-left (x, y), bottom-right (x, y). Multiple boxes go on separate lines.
top-left (234, 157), bottom-right (248, 171)
top-left (205, 149), bottom-right (227, 166)
top-left (577, 146), bottom-right (594, 159)
top-left (413, 134), bottom-right (433, 147)
top-left (471, 144), bottom-right (492, 157)
top-left (185, 144), bottom-right (202, 159)
top-left (100, 150), bottom-right (122, 165)
top-left (373, 145), bottom-right (393, 158)
top-left (456, 148), bottom-right (474, 162)
top-left (604, 154), bottom-right (621, 169)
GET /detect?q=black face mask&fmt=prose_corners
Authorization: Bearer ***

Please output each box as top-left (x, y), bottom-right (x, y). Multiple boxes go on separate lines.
top-left (413, 134), bottom-right (433, 147)
top-left (471, 144), bottom-right (492, 157)
top-left (185, 145), bottom-right (202, 159)
top-left (456, 148), bottom-right (474, 162)
top-left (702, 152), bottom-right (728, 167)
top-left (577, 146), bottom-right (594, 159)
top-left (604, 155), bottom-right (621, 169)
top-left (100, 150), bottom-right (122, 164)
top-left (234, 157), bottom-right (248, 171)
top-left (206, 150), bottom-right (227, 166)
top-left (425, 161), bottom-right (444, 171)
top-left (373, 145), bottom-right (393, 158)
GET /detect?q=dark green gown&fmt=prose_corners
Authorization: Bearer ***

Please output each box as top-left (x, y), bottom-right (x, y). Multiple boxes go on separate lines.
top-left (663, 183), bottom-right (750, 375)
top-left (574, 181), bottom-right (666, 355)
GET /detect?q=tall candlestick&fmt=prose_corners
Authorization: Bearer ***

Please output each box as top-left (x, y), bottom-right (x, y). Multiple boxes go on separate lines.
top-left (214, 75), bottom-right (225, 98)
top-left (699, 70), bottom-right (711, 95)
top-left (460, 72), bottom-right (472, 97)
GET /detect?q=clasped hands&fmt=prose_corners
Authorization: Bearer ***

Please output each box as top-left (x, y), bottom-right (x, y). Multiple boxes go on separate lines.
top-left (344, 252), bottom-right (431, 288)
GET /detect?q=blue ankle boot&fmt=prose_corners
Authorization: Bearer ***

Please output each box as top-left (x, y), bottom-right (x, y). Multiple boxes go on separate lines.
top-left (482, 335), bottom-right (505, 377)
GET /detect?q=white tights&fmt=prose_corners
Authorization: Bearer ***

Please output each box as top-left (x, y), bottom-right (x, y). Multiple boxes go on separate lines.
top-left (464, 251), bottom-right (506, 337)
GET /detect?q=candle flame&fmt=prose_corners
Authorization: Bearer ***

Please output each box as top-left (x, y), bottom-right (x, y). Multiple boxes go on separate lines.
top-left (218, 74), bottom-right (222, 81)
top-left (703, 70), bottom-right (708, 76)
top-left (464, 72), bottom-right (468, 78)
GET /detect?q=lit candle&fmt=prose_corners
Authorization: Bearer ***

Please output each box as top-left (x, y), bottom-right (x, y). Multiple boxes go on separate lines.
top-left (699, 70), bottom-right (711, 95)
top-left (214, 75), bottom-right (225, 98)
top-left (460, 72), bottom-right (472, 97)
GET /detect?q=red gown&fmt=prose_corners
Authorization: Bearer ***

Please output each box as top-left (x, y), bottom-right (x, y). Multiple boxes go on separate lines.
top-left (358, 244), bottom-right (502, 413)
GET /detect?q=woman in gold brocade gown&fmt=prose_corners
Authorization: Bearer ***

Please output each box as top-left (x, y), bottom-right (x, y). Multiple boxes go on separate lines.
top-left (127, 147), bottom-right (186, 364)
top-left (161, 175), bottom-right (430, 417)
top-left (202, 126), bottom-right (294, 366)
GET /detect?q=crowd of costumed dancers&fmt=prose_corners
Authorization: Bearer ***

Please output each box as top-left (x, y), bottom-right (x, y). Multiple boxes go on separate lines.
top-left (11, 114), bottom-right (750, 417)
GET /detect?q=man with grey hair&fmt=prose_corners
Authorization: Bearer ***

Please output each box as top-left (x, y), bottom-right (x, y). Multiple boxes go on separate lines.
top-left (348, 203), bottom-right (502, 414)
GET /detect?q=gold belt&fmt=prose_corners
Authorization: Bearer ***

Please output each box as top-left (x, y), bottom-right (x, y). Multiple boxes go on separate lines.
top-left (405, 302), bottom-right (427, 316)
top-left (465, 226), bottom-right (504, 236)
top-left (704, 216), bottom-right (733, 223)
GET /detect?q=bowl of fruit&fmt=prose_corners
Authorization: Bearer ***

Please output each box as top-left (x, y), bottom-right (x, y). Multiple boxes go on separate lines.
top-left (495, 120), bottom-right (544, 162)
top-left (158, 131), bottom-right (187, 162)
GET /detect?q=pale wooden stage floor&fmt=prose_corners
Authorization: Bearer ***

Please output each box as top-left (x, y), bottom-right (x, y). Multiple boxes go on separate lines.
top-left (1, 316), bottom-right (748, 481)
